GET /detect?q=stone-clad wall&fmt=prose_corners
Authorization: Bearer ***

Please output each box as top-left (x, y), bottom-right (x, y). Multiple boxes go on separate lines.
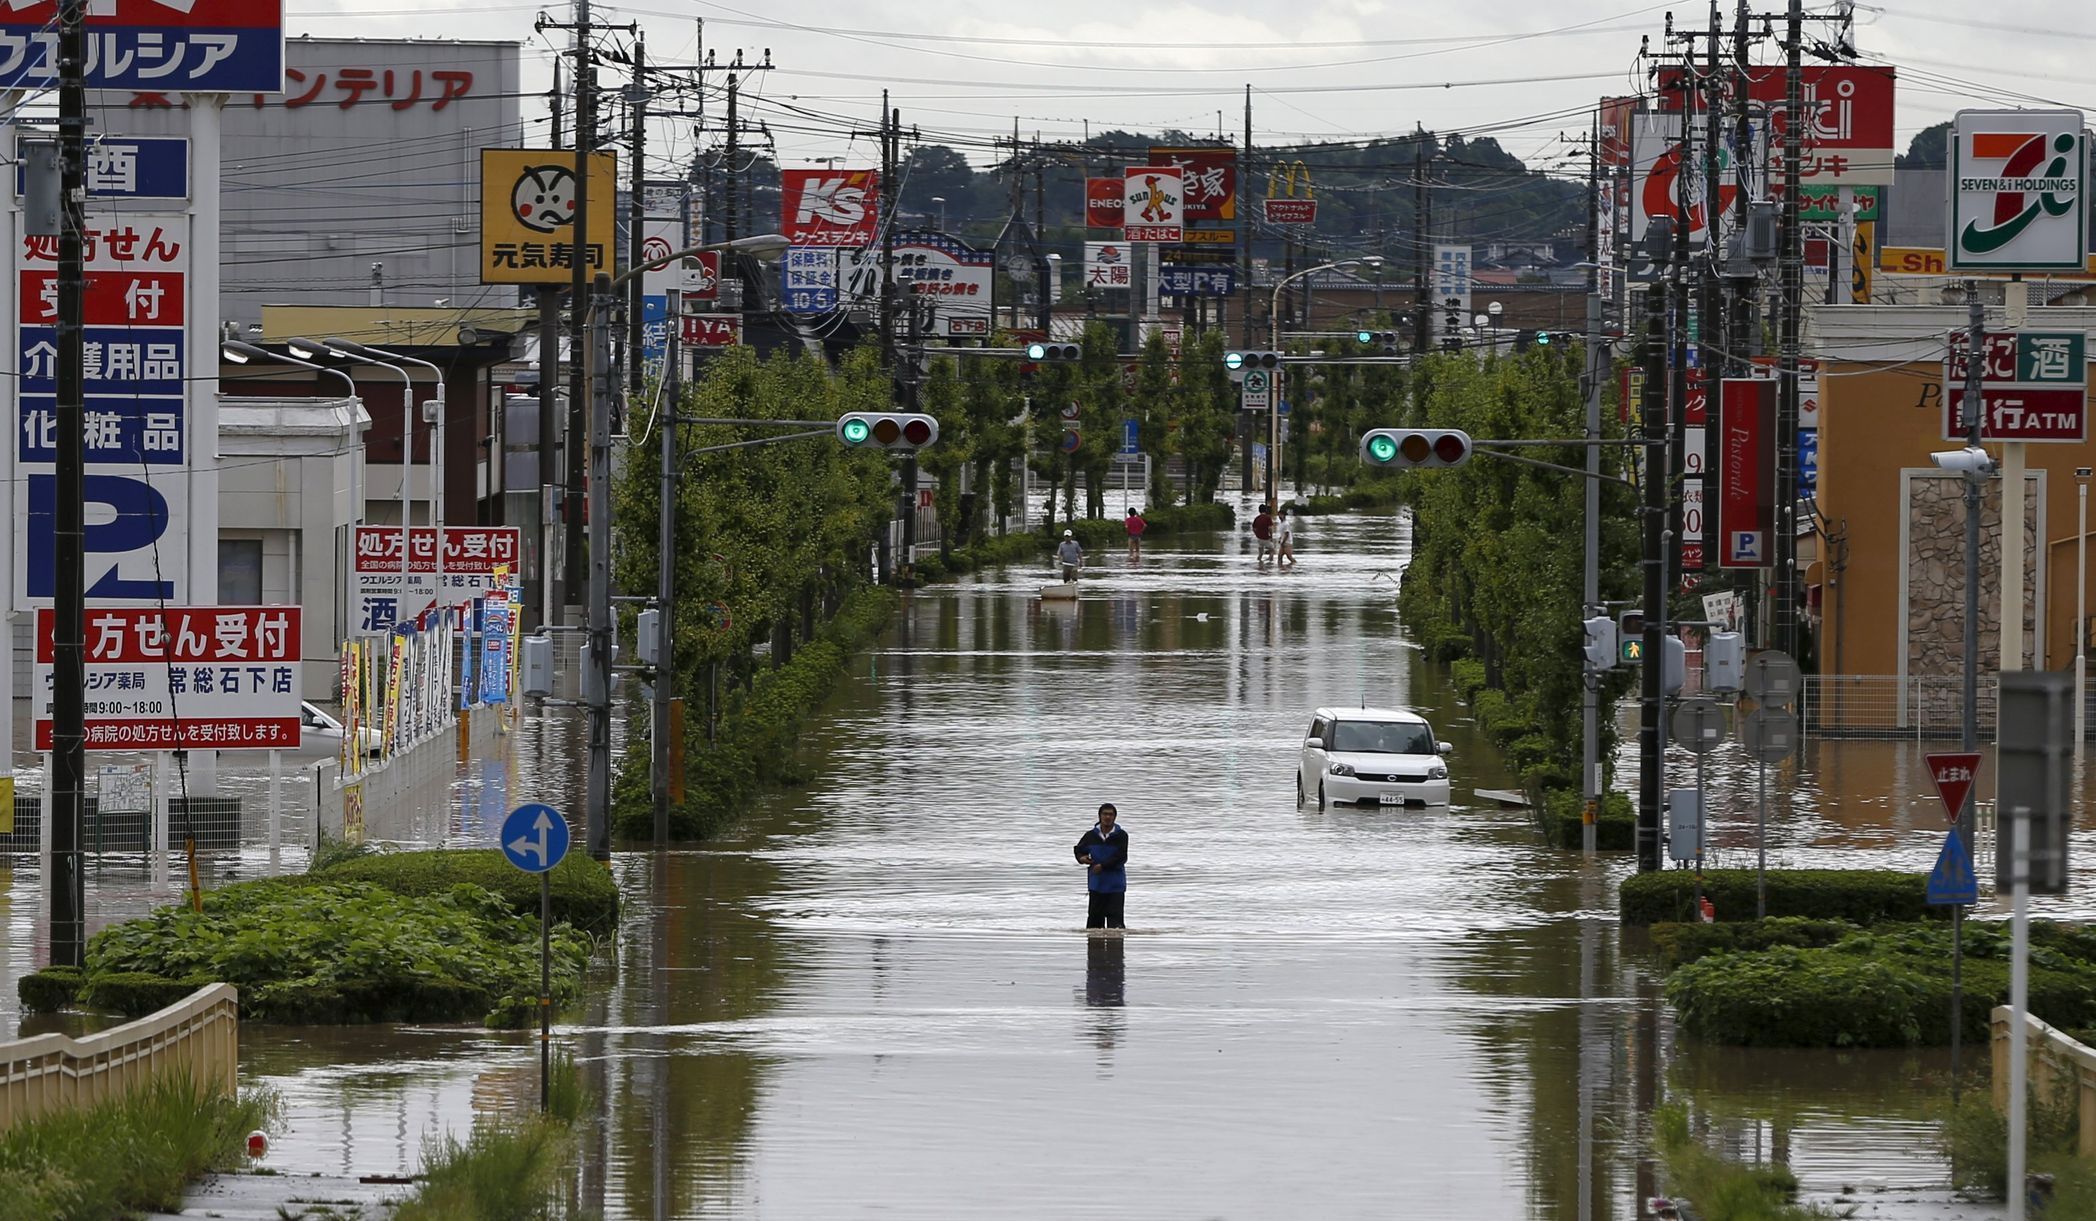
top-left (1907, 474), bottom-right (2038, 723)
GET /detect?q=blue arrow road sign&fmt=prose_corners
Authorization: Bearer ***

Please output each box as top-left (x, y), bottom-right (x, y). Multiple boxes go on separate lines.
top-left (501, 803), bottom-right (571, 874)
top-left (1927, 827), bottom-right (1978, 906)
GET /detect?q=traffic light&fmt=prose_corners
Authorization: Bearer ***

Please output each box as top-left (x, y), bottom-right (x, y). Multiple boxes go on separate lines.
top-left (1354, 330), bottom-right (1400, 351)
top-left (1705, 631), bottom-right (1745, 693)
top-left (1617, 610), bottom-right (1645, 663)
top-left (1026, 341), bottom-right (1080, 361)
top-left (1358, 428), bottom-right (1472, 469)
top-left (1663, 635), bottom-right (1686, 696)
top-left (1583, 615), bottom-right (1617, 671)
top-left (1535, 330), bottom-right (1554, 346)
top-left (836, 412), bottom-right (940, 451)
top-left (1224, 349), bottom-right (1280, 371)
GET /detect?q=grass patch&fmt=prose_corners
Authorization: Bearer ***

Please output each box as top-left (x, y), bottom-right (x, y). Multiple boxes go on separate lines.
top-left (71, 879), bottom-right (592, 1026)
top-left (1619, 869), bottom-right (1937, 927)
top-left (391, 1054), bottom-right (589, 1220)
top-left (1940, 1075), bottom-right (2084, 1200)
top-left (1535, 790), bottom-right (1635, 851)
top-left (1664, 919), bottom-right (2096, 1047)
top-left (1296, 478), bottom-right (1405, 515)
top-left (0, 1075), bottom-right (273, 1221)
top-left (1652, 1104), bottom-right (1830, 1220)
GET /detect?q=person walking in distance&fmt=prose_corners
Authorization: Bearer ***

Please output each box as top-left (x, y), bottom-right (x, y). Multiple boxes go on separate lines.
top-left (1251, 503), bottom-right (1275, 567)
top-left (1073, 803), bottom-right (1129, 929)
top-left (1056, 529), bottom-right (1084, 582)
top-left (1125, 507), bottom-right (1147, 562)
top-left (1276, 506), bottom-right (1297, 569)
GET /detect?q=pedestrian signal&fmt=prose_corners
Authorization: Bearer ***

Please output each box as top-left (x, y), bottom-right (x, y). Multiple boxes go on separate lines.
top-left (1583, 615), bottom-right (1616, 671)
top-left (1359, 428), bottom-right (1471, 469)
top-left (1617, 609), bottom-right (1646, 663)
top-left (836, 412), bottom-right (939, 450)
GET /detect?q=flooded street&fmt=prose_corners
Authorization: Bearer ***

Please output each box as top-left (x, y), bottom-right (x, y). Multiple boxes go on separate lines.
top-left (6, 507), bottom-right (2069, 1216)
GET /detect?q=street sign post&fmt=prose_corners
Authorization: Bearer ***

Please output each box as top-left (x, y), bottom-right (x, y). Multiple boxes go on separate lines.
top-left (1741, 650), bottom-right (1800, 705)
top-left (502, 801), bottom-right (570, 1112)
top-left (1241, 368), bottom-right (1271, 412)
top-left (1671, 699), bottom-right (1726, 756)
top-left (1740, 704), bottom-right (1798, 917)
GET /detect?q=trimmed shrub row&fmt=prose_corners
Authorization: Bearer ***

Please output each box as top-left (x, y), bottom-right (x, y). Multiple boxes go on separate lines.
top-left (1295, 478), bottom-right (1404, 516)
top-left (1664, 920), bottom-right (2096, 1047)
top-left (1619, 868), bottom-right (1938, 926)
top-left (613, 586), bottom-right (897, 841)
top-left (1536, 790), bottom-right (1635, 851)
top-left (307, 847), bottom-right (619, 935)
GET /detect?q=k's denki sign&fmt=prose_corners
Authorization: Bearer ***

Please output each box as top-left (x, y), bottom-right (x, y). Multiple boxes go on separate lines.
top-left (780, 168), bottom-right (879, 247)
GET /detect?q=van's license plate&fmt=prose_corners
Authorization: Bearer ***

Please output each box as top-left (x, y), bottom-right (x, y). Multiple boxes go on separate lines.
top-left (1379, 794), bottom-right (1401, 806)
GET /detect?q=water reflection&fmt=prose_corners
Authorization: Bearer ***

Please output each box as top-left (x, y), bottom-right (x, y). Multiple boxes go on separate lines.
top-left (1079, 932), bottom-right (1126, 1063)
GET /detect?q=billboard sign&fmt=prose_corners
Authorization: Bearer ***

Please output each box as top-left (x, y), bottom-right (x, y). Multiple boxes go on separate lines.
top-left (1659, 65), bottom-right (1896, 185)
top-left (1084, 177), bottom-right (1124, 229)
top-left (782, 246), bottom-right (838, 314)
top-left (681, 314), bottom-right (743, 347)
top-left (1158, 262), bottom-right (1235, 296)
top-left (15, 212), bottom-right (190, 608)
top-left (478, 148), bottom-right (617, 284)
top-left (842, 231), bottom-right (993, 337)
top-left (1149, 146), bottom-right (1236, 222)
top-left (0, 0), bottom-right (286, 93)
top-left (779, 168), bottom-right (879, 247)
top-left (1631, 111), bottom-right (1737, 248)
top-left (679, 249), bottom-right (720, 299)
top-left (1122, 167), bottom-right (1184, 242)
top-left (33, 607), bottom-right (301, 751)
top-left (1263, 197), bottom-right (1317, 225)
top-left (353, 526), bottom-right (522, 634)
top-left (14, 137), bottom-right (188, 200)
top-left (1949, 109), bottom-right (2088, 273)
top-left (1433, 243), bottom-right (1472, 332)
top-left (1944, 329), bottom-right (2088, 442)
top-left (1717, 378), bottom-right (1777, 569)
top-left (1084, 240), bottom-right (1131, 289)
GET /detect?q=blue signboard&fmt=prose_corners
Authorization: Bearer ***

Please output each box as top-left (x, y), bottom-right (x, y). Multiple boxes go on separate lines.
top-left (1158, 265), bottom-right (1237, 297)
top-left (783, 246), bottom-right (839, 314)
top-left (24, 473), bottom-right (175, 600)
top-left (501, 803), bottom-right (571, 874)
top-left (0, 3), bottom-right (286, 94)
top-left (1927, 827), bottom-right (1978, 906)
top-left (641, 295), bottom-right (668, 363)
top-left (15, 137), bottom-right (188, 200)
top-left (1120, 418), bottom-right (1139, 456)
top-left (1797, 428), bottom-right (1819, 497)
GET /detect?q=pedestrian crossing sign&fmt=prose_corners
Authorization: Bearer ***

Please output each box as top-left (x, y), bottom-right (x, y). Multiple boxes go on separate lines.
top-left (1926, 828), bottom-right (1978, 906)
top-left (1621, 639), bottom-right (1644, 662)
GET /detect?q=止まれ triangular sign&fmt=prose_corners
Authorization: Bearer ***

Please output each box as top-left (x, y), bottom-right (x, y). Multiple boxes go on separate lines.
top-left (1926, 751), bottom-right (1982, 825)
top-left (1926, 827), bottom-right (1979, 906)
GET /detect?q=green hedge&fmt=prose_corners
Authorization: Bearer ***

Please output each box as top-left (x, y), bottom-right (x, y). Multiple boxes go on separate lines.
top-left (1665, 920), bottom-right (2096, 1047)
top-left (17, 964), bottom-right (83, 1012)
top-left (614, 586), bottom-right (896, 841)
top-left (308, 848), bottom-right (619, 935)
top-left (1296, 478), bottom-right (1405, 515)
top-left (1536, 790), bottom-right (1635, 851)
top-left (38, 878), bottom-right (593, 1026)
top-left (1619, 869), bottom-right (1938, 927)
top-left (1648, 915), bottom-right (1858, 971)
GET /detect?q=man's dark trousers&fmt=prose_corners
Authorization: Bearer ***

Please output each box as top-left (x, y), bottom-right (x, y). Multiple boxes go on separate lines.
top-left (1087, 891), bottom-right (1125, 929)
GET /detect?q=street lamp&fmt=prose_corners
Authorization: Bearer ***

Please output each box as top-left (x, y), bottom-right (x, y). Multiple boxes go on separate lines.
top-left (290, 336), bottom-right (420, 611)
top-left (931, 195), bottom-right (947, 232)
top-left (221, 340), bottom-right (357, 397)
top-left (329, 339), bottom-right (449, 620)
top-left (1266, 256), bottom-right (1382, 505)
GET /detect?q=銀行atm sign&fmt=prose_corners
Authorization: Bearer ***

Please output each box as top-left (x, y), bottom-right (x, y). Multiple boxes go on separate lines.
top-left (0, 1), bottom-right (285, 93)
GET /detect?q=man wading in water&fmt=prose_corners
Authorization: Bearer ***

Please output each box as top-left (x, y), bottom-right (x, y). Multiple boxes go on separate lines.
top-left (1073, 803), bottom-right (1129, 929)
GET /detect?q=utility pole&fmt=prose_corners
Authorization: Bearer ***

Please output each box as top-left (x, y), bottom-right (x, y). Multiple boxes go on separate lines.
top-left (1670, 22), bottom-right (1693, 587)
top-left (587, 272), bottom-right (615, 860)
top-left (723, 64), bottom-right (740, 242)
top-left (50, 0), bottom-right (87, 966)
top-left (879, 94), bottom-right (897, 369)
top-left (1413, 132), bottom-right (1430, 367)
top-left (1728, 0), bottom-right (1756, 379)
top-left (1773, 0), bottom-right (1804, 655)
top-left (1637, 238), bottom-right (1671, 874)
top-left (652, 288), bottom-right (682, 844)
top-left (1582, 109), bottom-right (1604, 858)
top-left (562, 0), bottom-right (594, 615)
top-left (530, 64), bottom-right (565, 629)
top-left (627, 31), bottom-right (646, 404)
top-left (1241, 86), bottom-right (1255, 493)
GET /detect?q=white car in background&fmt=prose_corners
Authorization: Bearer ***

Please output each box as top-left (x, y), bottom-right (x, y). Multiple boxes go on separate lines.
top-left (296, 701), bottom-right (382, 759)
top-left (1297, 706), bottom-right (1452, 808)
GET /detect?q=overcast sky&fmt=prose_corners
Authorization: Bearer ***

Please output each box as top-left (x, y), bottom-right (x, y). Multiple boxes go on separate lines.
top-left (288, 0), bottom-right (2096, 176)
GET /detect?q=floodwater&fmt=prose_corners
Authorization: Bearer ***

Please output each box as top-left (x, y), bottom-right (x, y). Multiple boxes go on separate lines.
top-left (8, 506), bottom-right (2072, 1216)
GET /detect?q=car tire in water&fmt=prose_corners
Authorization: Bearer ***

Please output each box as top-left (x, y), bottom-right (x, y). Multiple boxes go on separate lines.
top-left (1316, 781), bottom-right (1327, 809)
top-left (1295, 773), bottom-right (1304, 807)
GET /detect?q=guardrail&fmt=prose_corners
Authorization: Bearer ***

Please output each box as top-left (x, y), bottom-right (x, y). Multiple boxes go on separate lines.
top-left (1992, 1004), bottom-right (2096, 1157)
top-left (0, 983), bottom-right (238, 1133)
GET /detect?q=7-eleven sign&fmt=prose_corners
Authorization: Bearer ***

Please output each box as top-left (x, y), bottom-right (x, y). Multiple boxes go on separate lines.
top-left (1950, 109), bottom-right (2088, 272)
top-left (1926, 751), bottom-right (1982, 825)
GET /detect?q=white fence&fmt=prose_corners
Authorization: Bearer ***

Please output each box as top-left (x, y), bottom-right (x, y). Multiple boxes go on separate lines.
top-left (0, 984), bottom-right (238, 1133)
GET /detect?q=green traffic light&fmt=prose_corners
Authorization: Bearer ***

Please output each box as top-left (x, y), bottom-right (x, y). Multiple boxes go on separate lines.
top-left (1026, 342), bottom-right (1047, 360)
top-left (1224, 352), bottom-right (1245, 370)
top-left (1536, 332), bottom-right (1553, 345)
top-left (842, 418), bottom-right (871, 444)
top-left (1356, 330), bottom-right (1374, 344)
top-left (1367, 434), bottom-right (1398, 463)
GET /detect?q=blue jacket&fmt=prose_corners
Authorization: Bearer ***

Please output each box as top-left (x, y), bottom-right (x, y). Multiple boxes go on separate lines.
top-left (1073, 826), bottom-right (1129, 894)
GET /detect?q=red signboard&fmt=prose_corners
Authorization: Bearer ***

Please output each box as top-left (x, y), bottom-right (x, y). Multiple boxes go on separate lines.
top-left (1598, 95), bottom-right (1639, 168)
top-left (33, 606), bottom-right (302, 752)
top-left (1943, 330), bottom-right (2090, 442)
top-left (1150, 146), bottom-right (1236, 222)
top-left (354, 526), bottom-right (521, 575)
top-left (779, 169), bottom-right (879, 247)
top-left (1085, 177), bottom-right (1124, 229)
top-left (1262, 198), bottom-right (1318, 225)
top-left (1658, 65), bottom-right (1896, 184)
top-left (1717, 378), bottom-right (1776, 569)
top-left (682, 250), bottom-right (720, 301)
top-left (1684, 367), bottom-right (1708, 426)
top-left (19, 271), bottom-right (184, 327)
top-left (1926, 752), bottom-right (1982, 825)
top-left (681, 314), bottom-right (742, 347)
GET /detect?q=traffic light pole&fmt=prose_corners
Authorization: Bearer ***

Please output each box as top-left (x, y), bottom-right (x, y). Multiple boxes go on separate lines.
top-left (1583, 290), bottom-right (1605, 857)
top-left (1638, 271), bottom-right (1670, 873)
